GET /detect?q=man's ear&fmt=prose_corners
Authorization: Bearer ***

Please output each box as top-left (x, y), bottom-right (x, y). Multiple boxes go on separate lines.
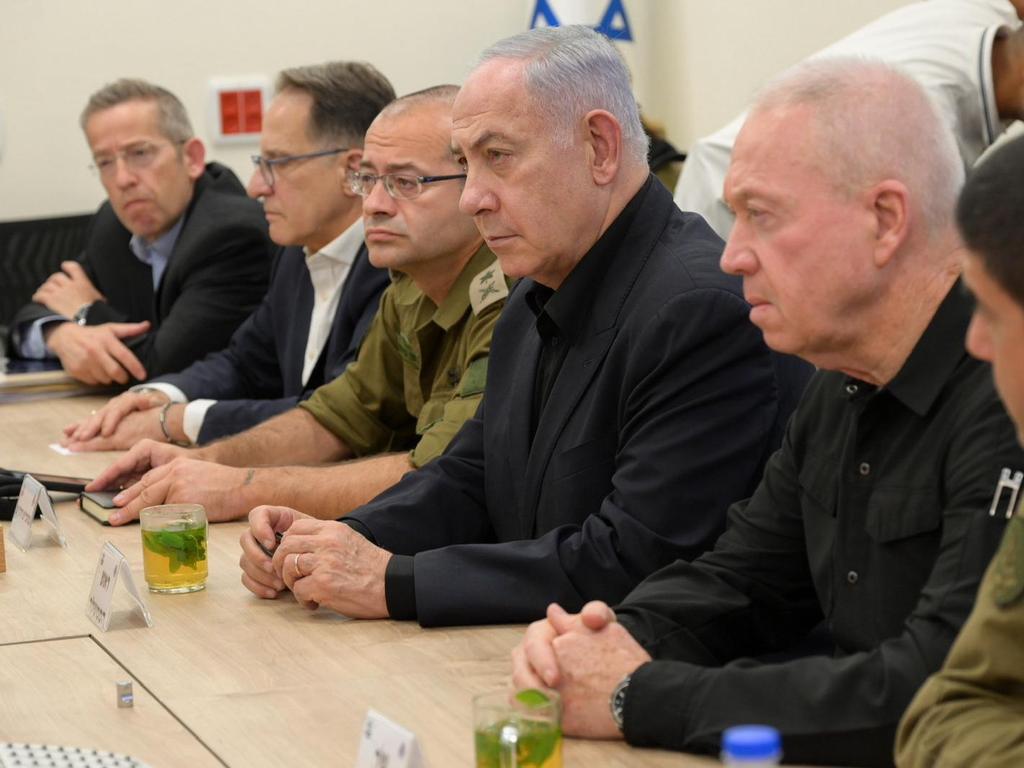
top-left (868, 179), bottom-right (911, 269)
top-left (182, 138), bottom-right (206, 181)
top-left (340, 148), bottom-right (363, 199)
top-left (583, 109), bottom-right (623, 186)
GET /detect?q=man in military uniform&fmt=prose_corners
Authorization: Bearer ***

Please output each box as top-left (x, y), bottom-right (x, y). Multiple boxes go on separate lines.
top-left (895, 134), bottom-right (1024, 767)
top-left (89, 85), bottom-right (510, 524)
top-left (512, 59), bottom-right (1024, 767)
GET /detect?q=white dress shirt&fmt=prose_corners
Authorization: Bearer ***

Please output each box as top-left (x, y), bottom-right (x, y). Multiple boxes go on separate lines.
top-left (139, 219), bottom-right (365, 444)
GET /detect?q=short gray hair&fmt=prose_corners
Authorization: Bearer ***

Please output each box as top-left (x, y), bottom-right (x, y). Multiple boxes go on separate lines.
top-left (80, 79), bottom-right (193, 143)
top-left (478, 25), bottom-right (649, 167)
top-left (751, 56), bottom-right (964, 238)
top-left (276, 61), bottom-right (395, 147)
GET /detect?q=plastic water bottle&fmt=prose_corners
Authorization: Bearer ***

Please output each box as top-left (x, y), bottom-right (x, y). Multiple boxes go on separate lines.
top-left (721, 725), bottom-right (782, 766)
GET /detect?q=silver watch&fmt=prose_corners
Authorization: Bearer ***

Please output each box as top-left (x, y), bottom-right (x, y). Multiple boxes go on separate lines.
top-left (73, 303), bottom-right (93, 326)
top-left (610, 674), bottom-right (631, 732)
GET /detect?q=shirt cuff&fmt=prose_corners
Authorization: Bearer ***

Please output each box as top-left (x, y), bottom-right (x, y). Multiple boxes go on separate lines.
top-left (182, 399), bottom-right (217, 445)
top-left (622, 659), bottom-right (697, 751)
top-left (132, 381), bottom-right (188, 403)
top-left (18, 316), bottom-right (65, 359)
top-left (384, 555), bottom-right (417, 621)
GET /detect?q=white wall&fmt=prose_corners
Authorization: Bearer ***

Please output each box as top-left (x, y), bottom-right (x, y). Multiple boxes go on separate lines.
top-left (0, 0), bottom-right (912, 221)
top-left (651, 0), bottom-right (912, 150)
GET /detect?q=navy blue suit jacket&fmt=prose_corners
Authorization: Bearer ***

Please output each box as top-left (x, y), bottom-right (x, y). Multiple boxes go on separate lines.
top-left (157, 243), bottom-right (388, 443)
top-left (347, 178), bottom-right (812, 627)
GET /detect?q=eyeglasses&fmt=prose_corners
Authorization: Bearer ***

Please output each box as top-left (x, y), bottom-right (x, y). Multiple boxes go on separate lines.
top-left (250, 147), bottom-right (349, 188)
top-left (347, 170), bottom-right (467, 200)
top-left (90, 141), bottom-right (185, 178)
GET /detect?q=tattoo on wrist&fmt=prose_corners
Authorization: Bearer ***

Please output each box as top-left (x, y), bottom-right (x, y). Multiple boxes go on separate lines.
top-left (243, 468), bottom-right (256, 486)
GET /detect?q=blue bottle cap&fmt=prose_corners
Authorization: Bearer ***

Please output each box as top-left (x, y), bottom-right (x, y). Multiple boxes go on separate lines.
top-left (722, 725), bottom-right (782, 760)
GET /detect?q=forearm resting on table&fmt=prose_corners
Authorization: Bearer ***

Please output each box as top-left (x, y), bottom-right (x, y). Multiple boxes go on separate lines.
top-left (251, 452), bottom-right (415, 520)
top-left (202, 408), bottom-right (349, 467)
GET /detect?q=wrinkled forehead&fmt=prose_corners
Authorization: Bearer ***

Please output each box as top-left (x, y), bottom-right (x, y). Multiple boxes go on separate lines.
top-left (452, 60), bottom-right (535, 146)
top-left (725, 106), bottom-right (821, 199)
top-left (85, 99), bottom-right (165, 150)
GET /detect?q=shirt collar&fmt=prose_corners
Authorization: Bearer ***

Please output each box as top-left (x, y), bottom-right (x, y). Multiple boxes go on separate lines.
top-left (303, 218), bottom-right (364, 267)
top-left (526, 175), bottom-right (653, 344)
top-left (129, 215), bottom-right (185, 265)
top-left (864, 280), bottom-right (973, 416)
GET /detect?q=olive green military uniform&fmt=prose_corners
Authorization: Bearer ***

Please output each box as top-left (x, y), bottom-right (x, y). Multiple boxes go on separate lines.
top-left (300, 245), bottom-right (510, 468)
top-left (896, 503), bottom-right (1024, 767)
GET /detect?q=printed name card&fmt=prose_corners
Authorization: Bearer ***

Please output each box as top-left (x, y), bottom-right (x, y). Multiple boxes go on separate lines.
top-left (354, 709), bottom-right (425, 768)
top-left (86, 542), bottom-right (153, 631)
top-left (8, 474), bottom-right (66, 551)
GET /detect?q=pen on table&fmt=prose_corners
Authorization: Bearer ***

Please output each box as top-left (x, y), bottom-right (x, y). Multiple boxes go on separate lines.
top-left (255, 531), bottom-right (284, 558)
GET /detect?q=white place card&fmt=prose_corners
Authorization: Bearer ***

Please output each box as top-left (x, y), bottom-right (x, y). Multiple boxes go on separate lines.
top-left (8, 477), bottom-right (39, 551)
top-left (36, 480), bottom-right (67, 548)
top-left (354, 709), bottom-right (425, 768)
top-left (7, 474), bottom-right (66, 550)
top-left (86, 542), bottom-right (153, 632)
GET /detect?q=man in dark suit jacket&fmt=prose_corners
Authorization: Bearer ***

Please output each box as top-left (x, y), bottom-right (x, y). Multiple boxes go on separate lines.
top-left (61, 63), bottom-right (394, 449)
top-left (235, 26), bottom-right (811, 627)
top-left (8, 79), bottom-right (272, 384)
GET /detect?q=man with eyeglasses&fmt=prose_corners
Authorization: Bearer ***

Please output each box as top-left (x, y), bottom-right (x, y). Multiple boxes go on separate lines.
top-left (88, 85), bottom-right (510, 528)
top-left (7, 79), bottom-right (272, 385)
top-left (62, 62), bottom-right (393, 451)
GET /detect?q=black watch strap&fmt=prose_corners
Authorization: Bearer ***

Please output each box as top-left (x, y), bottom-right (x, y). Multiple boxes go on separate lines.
top-left (610, 673), bottom-right (631, 732)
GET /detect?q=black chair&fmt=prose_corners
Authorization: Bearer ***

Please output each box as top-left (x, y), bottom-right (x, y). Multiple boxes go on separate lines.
top-left (0, 213), bottom-right (93, 343)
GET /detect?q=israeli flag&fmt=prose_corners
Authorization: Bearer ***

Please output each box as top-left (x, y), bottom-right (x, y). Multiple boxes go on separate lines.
top-left (528, 0), bottom-right (634, 41)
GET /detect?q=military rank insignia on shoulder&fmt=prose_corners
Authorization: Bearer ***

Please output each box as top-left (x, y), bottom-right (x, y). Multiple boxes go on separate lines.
top-left (469, 261), bottom-right (509, 316)
top-left (992, 515), bottom-right (1024, 608)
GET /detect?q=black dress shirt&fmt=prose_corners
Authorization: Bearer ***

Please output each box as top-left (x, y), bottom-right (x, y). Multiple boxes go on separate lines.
top-left (615, 282), bottom-right (1024, 767)
top-left (379, 182), bottom-right (649, 618)
top-left (524, 186), bottom-right (645, 444)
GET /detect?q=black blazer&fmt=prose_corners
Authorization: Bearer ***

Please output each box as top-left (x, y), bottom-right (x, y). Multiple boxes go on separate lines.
top-left (347, 178), bottom-right (812, 627)
top-left (10, 163), bottom-right (272, 378)
top-left (157, 243), bottom-right (388, 443)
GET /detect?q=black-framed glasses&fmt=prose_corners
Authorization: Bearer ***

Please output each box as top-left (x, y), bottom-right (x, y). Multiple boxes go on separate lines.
top-left (250, 147), bottom-right (348, 188)
top-left (347, 170), bottom-right (467, 200)
top-left (89, 140), bottom-right (186, 178)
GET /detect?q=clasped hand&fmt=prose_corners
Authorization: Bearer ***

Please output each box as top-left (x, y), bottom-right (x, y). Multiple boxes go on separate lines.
top-left (511, 601), bottom-right (652, 739)
top-left (239, 505), bottom-right (392, 618)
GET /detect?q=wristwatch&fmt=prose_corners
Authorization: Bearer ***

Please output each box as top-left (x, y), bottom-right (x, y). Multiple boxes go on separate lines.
top-left (73, 303), bottom-right (93, 326)
top-left (610, 674), bottom-right (631, 732)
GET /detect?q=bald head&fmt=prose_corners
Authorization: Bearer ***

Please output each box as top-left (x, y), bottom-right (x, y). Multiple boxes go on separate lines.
top-left (376, 84), bottom-right (460, 123)
top-left (750, 57), bottom-right (964, 239)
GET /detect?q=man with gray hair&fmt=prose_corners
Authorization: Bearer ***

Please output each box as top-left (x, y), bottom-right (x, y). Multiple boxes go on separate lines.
top-left (512, 57), bottom-right (1024, 766)
top-left (8, 79), bottom-right (272, 384)
top-left (233, 25), bottom-right (808, 628)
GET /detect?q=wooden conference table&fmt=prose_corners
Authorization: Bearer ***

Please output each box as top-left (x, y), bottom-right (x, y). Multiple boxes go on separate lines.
top-left (0, 396), bottom-right (711, 767)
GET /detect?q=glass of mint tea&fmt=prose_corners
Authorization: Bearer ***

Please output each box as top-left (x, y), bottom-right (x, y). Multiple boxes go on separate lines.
top-left (140, 503), bottom-right (208, 593)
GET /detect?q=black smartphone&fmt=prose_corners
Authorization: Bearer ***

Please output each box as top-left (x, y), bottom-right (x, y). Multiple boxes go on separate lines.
top-left (3, 471), bottom-right (92, 494)
top-left (79, 490), bottom-right (119, 526)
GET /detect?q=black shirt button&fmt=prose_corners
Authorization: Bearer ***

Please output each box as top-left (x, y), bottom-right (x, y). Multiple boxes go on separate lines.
top-left (859, 462), bottom-right (871, 476)
top-left (845, 383), bottom-right (859, 395)
top-left (847, 570), bottom-right (859, 584)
